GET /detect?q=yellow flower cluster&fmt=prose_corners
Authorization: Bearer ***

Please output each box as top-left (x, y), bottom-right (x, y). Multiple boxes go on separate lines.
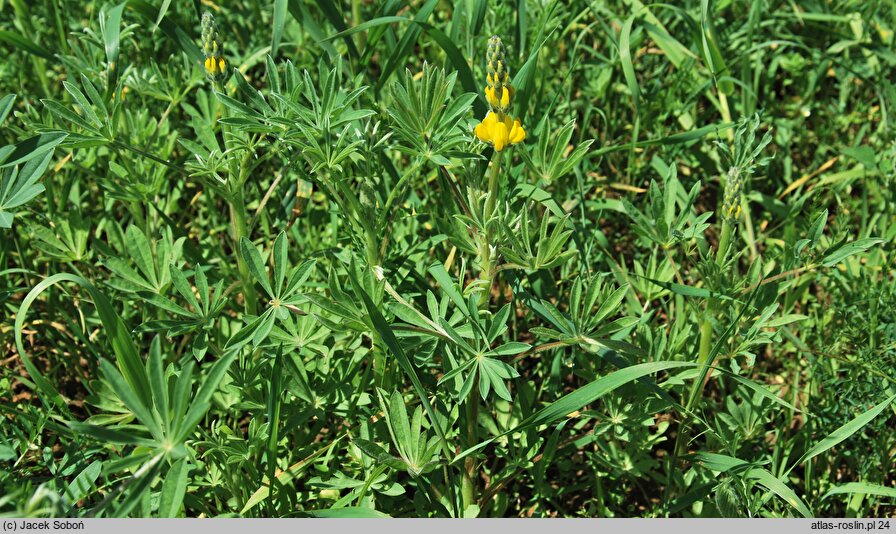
top-left (201, 12), bottom-right (228, 82)
top-left (204, 56), bottom-right (227, 78)
top-left (474, 36), bottom-right (525, 152)
top-left (475, 113), bottom-right (525, 152)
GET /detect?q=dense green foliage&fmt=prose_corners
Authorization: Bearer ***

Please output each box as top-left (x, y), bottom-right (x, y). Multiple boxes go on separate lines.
top-left (1, 0), bottom-right (895, 518)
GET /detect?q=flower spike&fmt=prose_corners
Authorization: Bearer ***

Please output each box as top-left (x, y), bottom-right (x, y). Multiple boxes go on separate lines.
top-left (201, 12), bottom-right (228, 82)
top-left (474, 35), bottom-right (525, 152)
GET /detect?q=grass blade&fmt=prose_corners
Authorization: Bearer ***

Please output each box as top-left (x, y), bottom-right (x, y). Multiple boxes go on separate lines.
top-left (792, 394), bottom-right (896, 470)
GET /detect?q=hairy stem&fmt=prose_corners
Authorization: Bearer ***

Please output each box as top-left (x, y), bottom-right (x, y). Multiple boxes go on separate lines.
top-left (478, 150), bottom-right (504, 308)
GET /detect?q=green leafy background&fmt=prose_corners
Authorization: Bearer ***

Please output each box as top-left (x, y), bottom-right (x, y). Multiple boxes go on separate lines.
top-left (1, 0), bottom-right (894, 519)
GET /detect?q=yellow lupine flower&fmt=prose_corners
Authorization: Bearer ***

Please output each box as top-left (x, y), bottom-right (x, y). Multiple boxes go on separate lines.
top-left (475, 111), bottom-right (526, 152)
top-left (474, 36), bottom-right (525, 151)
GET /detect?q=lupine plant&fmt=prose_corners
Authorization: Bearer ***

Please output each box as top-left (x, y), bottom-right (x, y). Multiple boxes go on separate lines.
top-left (1, 0), bottom-right (895, 519)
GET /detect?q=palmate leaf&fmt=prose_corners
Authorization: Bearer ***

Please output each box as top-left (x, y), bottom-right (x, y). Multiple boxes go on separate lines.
top-left (0, 132), bottom-right (65, 228)
top-left (240, 237), bottom-right (275, 298)
top-left (16, 272), bottom-right (239, 471)
top-left (526, 274), bottom-right (635, 349)
top-left (42, 74), bottom-right (115, 144)
top-left (32, 210), bottom-right (91, 262)
top-left (0, 152), bottom-right (50, 228)
top-left (387, 65), bottom-right (476, 164)
top-left (375, 389), bottom-right (441, 476)
top-left (500, 208), bottom-right (577, 272)
top-left (104, 226), bottom-right (184, 294)
top-left (137, 265), bottom-right (226, 360)
top-left (521, 119), bottom-right (594, 185)
top-left (348, 263), bottom-right (453, 461)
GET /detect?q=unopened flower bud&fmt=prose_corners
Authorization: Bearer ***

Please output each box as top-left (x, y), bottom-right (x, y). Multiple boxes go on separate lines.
top-left (721, 167), bottom-right (743, 224)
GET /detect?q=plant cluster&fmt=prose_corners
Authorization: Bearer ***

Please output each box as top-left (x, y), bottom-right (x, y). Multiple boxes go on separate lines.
top-left (1, 0), bottom-right (894, 518)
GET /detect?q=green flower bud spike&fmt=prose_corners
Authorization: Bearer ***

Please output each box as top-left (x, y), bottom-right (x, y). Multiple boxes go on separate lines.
top-left (201, 12), bottom-right (228, 82)
top-left (485, 36), bottom-right (513, 114)
top-left (721, 167), bottom-right (743, 224)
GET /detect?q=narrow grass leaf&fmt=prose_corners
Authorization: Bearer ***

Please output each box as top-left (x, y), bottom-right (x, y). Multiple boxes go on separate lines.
top-left (794, 394), bottom-right (896, 469)
top-left (747, 467), bottom-right (812, 518)
top-left (821, 482), bottom-right (896, 501)
top-left (272, 0), bottom-right (288, 57)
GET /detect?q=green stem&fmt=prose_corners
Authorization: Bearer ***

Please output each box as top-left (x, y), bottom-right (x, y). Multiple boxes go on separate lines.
top-left (478, 150), bottom-right (504, 309)
top-left (695, 220), bottom-right (732, 366)
top-left (695, 220), bottom-right (733, 386)
top-left (697, 304), bottom-right (714, 367)
top-left (461, 376), bottom-right (479, 514)
top-left (718, 92), bottom-right (734, 142)
top-left (229, 187), bottom-right (257, 315)
top-left (741, 199), bottom-right (758, 261)
top-left (351, 0), bottom-right (366, 50)
top-left (214, 81), bottom-right (258, 316)
top-left (465, 152), bottom-right (505, 510)
top-left (675, 218), bottom-right (733, 496)
top-left (484, 150), bottom-right (503, 221)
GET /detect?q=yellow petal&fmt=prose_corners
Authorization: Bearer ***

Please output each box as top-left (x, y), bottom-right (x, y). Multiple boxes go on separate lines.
top-left (475, 112), bottom-right (496, 143)
top-left (218, 58), bottom-right (227, 74)
top-left (204, 57), bottom-right (215, 75)
top-left (500, 89), bottom-right (510, 109)
top-left (485, 87), bottom-right (499, 109)
top-left (492, 119), bottom-right (510, 151)
top-left (475, 121), bottom-right (490, 143)
top-left (509, 118), bottom-right (526, 144)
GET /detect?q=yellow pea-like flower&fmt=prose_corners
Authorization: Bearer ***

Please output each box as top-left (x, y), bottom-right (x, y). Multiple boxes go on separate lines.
top-left (484, 85), bottom-right (514, 112)
top-left (474, 111), bottom-right (526, 152)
